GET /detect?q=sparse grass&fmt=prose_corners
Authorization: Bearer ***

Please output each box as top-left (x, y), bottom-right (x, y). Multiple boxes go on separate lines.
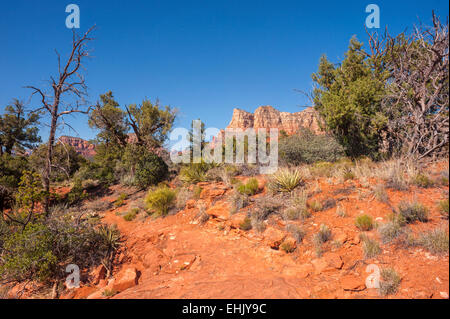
top-left (283, 206), bottom-right (311, 221)
top-left (380, 160), bottom-right (408, 191)
top-left (267, 169), bottom-right (303, 192)
top-left (308, 200), bottom-right (323, 212)
top-left (239, 216), bottom-right (252, 231)
top-left (378, 221), bottom-right (403, 244)
top-left (102, 289), bottom-right (118, 297)
top-left (86, 199), bottom-right (112, 212)
top-left (123, 208), bottom-right (139, 221)
top-left (360, 234), bottom-right (381, 258)
top-left (336, 204), bottom-right (347, 217)
top-left (194, 204), bottom-right (210, 225)
top-left (379, 268), bottom-right (401, 296)
top-left (252, 196), bottom-right (282, 222)
top-left (280, 240), bottom-right (296, 253)
top-left (310, 161), bottom-right (335, 178)
top-left (410, 173), bottom-right (434, 188)
top-left (193, 185), bottom-right (202, 199)
top-left (417, 228), bottom-right (449, 255)
top-left (250, 216), bottom-right (266, 233)
top-left (175, 187), bottom-right (192, 210)
top-left (355, 214), bottom-right (374, 231)
top-left (236, 178), bottom-right (259, 196)
top-left (397, 200), bottom-right (429, 223)
top-left (114, 193), bottom-right (128, 208)
top-left (229, 191), bottom-right (249, 215)
top-left (145, 186), bottom-right (176, 217)
top-left (314, 224), bottom-right (332, 244)
top-left (372, 184), bottom-right (389, 203)
top-left (438, 199), bottom-right (449, 219)
top-left (322, 198), bottom-right (336, 210)
top-left (286, 224), bottom-right (306, 243)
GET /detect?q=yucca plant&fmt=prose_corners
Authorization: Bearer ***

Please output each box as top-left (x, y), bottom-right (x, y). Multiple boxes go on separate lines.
top-left (268, 169), bottom-right (303, 192)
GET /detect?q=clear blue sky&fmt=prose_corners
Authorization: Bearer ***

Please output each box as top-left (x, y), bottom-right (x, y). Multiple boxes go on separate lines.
top-left (1, 0), bottom-right (448, 144)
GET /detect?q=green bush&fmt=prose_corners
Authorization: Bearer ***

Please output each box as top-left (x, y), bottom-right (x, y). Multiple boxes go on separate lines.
top-left (67, 178), bottom-right (87, 206)
top-left (145, 186), bottom-right (176, 216)
top-left (236, 178), bottom-right (259, 196)
top-left (268, 169), bottom-right (303, 193)
top-left (278, 129), bottom-right (345, 165)
top-left (114, 193), bottom-right (128, 208)
top-left (0, 214), bottom-right (120, 284)
top-left (411, 173), bottom-right (434, 188)
top-left (133, 151), bottom-right (168, 188)
top-left (355, 214), bottom-right (374, 231)
top-left (397, 201), bottom-right (429, 223)
top-left (123, 208), bottom-right (139, 221)
top-left (438, 199), bottom-right (449, 219)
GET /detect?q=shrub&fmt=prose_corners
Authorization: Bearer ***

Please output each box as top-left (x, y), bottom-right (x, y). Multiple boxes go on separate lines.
top-left (236, 178), bottom-right (259, 196)
top-left (193, 185), bottom-right (203, 199)
top-left (372, 184), bottom-right (389, 203)
top-left (229, 191), bottom-right (249, 215)
top-left (239, 216), bottom-right (252, 231)
top-left (134, 151), bottom-right (168, 188)
top-left (360, 234), bottom-right (381, 258)
top-left (411, 173), bottom-right (434, 188)
top-left (0, 214), bottom-right (120, 285)
top-left (379, 268), bottom-right (401, 296)
top-left (252, 196), bottom-right (282, 222)
top-left (278, 129), bottom-right (345, 165)
top-left (417, 228), bottom-right (449, 255)
top-left (336, 205), bottom-right (347, 217)
top-left (114, 193), bottom-right (128, 208)
top-left (67, 178), bottom-right (87, 206)
top-left (179, 162), bottom-right (214, 184)
top-left (102, 289), bottom-right (118, 297)
top-left (438, 199), bottom-right (449, 219)
top-left (308, 200), bottom-right (323, 212)
top-left (310, 161), bottom-right (335, 178)
top-left (314, 224), bottom-right (332, 244)
top-left (267, 169), bottom-right (303, 193)
top-left (397, 201), bottom-right (429, 223)
top-left (283, 207), bottom-right (310, 221)
top-left (280, 240), bottom-right (296, 253)
top-left (123, 208), bottom-right (139, 221)
top-left (145, 187), bottom-right (176, 217)
top-left (355, 214), bottom-right (374, 231)
top-left (286, 224), bottom-right (306, 243)
top-left (378, 222), bottom-right (403, 244)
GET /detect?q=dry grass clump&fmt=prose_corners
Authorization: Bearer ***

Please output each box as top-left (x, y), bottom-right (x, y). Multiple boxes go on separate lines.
top-left (417, 228), bottom-right (449, 255)
top-left (378, 221), bottom-right (403, 244)
top-left (410, 173), bottom-right (434, 188)
top-left (229, 190), bottom-right (249, 215)
top-left (239, 216), bottom-right (252, 231)
top-left (379, 268), bottom-right (401, 296)
top-left (236, 178), bottom-right (259, 196)
top-left (123, 208), bottom-right (139, 221)
top-left (193, 204), bottom-right (210, 225)
top-left (371, 184), bottom-right (389, 203)
top-left (355, 214), bottom-right (374, 231)
top-left (378, 160), bottom-right (408, 191)
top-left (145, 186), bottom-right (176, 217)
top-left (286, 224), bottom-right (306, 243)
top-left (336, 204), bottom-right (347, 217)
top-left (438, 199), bottom-right (449, 219)
top-left (280, 240), bottom-right (296, 253)
top-left (396, 200), bottom-right (429, 224)
top-left (360, 233), bottom-right (381, 258)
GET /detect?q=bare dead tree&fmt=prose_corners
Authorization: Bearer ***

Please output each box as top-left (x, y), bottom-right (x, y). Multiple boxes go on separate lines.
top-left (367, 13), bottom-right (449, 159)
top-left (26, 26), bottom-right (95, 214)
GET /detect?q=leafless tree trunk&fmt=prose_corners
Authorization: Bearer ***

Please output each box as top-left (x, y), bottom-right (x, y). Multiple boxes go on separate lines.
top-left (26, 26), bottom-right (95, 214)
top-left (367, 12), bottom-right (449, 159)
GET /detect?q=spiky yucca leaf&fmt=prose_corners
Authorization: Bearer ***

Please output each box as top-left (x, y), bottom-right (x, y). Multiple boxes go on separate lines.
top-left (268, 169), bottom-right (303, 192)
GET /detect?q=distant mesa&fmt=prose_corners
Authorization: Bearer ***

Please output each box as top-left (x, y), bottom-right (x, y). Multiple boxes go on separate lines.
top-left (212, 105), bottom-right (322, 146)
top-left (58, 136), bottom-right (96, 158)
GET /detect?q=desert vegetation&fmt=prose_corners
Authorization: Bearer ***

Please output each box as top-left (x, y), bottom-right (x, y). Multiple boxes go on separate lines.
top-left (0, 12), bottom-right (448, 299)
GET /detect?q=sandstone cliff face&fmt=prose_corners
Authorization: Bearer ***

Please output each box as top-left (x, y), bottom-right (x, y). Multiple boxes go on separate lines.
top-left (58, 136), bottom-right (96, 158)
top-left (226, 105), bottom-right (321, 134)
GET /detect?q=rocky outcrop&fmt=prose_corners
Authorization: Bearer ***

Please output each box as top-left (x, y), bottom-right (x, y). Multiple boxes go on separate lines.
top-left (226, 105), bottom-right (321, 135)
top-left (58, 136), bottom-right (96, 158)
